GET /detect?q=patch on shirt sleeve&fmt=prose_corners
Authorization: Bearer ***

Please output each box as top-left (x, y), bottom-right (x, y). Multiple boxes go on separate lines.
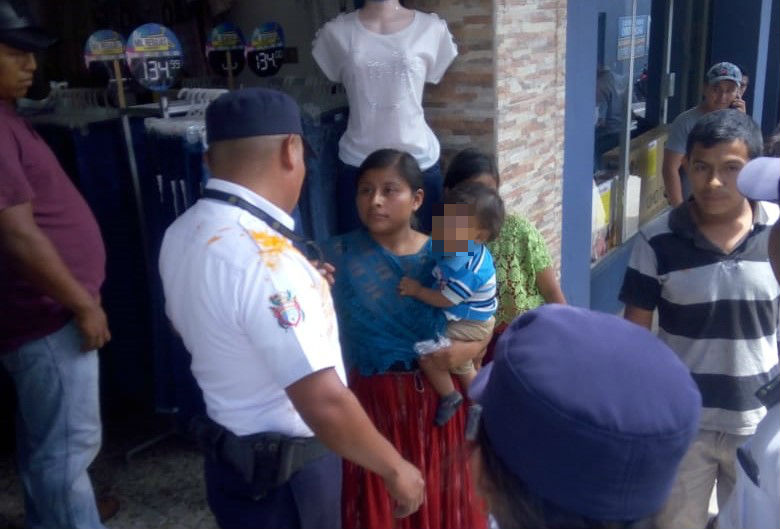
top-left (269, 290), bottom-right (305, 329)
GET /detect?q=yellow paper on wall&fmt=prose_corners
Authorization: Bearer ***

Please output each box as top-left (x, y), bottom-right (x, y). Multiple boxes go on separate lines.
top-left (646, 139), bottom-right (658, 179)
top-left (599, 180), bottom-right (612, 221)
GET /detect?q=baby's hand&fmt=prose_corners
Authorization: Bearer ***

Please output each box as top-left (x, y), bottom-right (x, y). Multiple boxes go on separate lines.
top-left (398, 277), bottom-right (422, 297)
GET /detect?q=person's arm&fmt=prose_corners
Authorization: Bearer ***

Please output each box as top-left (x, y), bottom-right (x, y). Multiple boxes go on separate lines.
top-left (662, 149), bottom-right (685, 207)
top-left (536, 267), bottom-right (566, 305)
top-left (286, 368), bottom-right (425, 518)
top-left (619, 231), bottom-right (661, 331)
top-left (624, 305), bottom-right (654, 330)
top-left (0, 202), bottom-right (110, 351)
top-left (398, 277), bottom-right (454, 308)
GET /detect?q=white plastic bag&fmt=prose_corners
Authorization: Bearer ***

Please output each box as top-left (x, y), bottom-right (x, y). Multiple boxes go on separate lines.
top-left (414, 335), bottom-right (452, 356)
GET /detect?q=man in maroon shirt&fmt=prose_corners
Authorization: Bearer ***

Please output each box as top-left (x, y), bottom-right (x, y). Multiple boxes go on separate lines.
top-left (0, 1), bottom-right (113, 527)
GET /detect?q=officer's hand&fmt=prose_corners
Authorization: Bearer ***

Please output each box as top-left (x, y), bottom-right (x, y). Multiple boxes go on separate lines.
top-left (383, 458), bottom-right (425, 518)
top-left (398, 277), bottom-right (422, 297)
top-left (310, 260), bottom-right (336, 285)
top-left (74, 299), bottom-right (111, 352)
top-left (730, 96), bottom-right (746, 113)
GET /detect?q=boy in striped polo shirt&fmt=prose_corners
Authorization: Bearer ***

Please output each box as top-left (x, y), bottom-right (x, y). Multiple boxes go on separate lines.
top-left (620, 109), bottom-right (779, 529)
top-left (400, 183), bottom-right (504, 425)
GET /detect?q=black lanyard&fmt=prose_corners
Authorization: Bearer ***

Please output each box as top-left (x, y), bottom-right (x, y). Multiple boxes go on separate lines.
top-left (202, 188), bottom-right (324, 263)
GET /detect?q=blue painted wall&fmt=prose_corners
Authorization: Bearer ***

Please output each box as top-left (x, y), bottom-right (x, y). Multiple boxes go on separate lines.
top-left (590, 238), bottom-right (635, 313)
top-left (561, 1), bottom-right (597, 307)
top-left (763, 0), bottom-right (780, 135)
top-left (562, 0), bottom-right (651, 309)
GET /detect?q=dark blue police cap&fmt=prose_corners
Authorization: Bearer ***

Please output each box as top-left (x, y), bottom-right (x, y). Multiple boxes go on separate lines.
top-left (470, 304), bottom-right (701, 521)
top-left (206, 87), bottom-right (306, 146)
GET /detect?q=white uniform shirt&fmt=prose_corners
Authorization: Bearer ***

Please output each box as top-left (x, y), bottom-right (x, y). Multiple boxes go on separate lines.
top-left (312, 10), bottom-right (457, 169)
top-left (159, 178), bottom-right (346, 437)
top-left (717, 406), bottom-right (780, 529)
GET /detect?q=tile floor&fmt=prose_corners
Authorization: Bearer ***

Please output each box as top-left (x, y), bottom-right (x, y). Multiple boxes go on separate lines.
top-left (0, 413), bottom-right (217, 529)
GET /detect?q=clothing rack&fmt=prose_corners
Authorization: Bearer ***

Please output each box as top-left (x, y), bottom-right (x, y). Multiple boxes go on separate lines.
top-left (260, 74), bottom-right (347, 118)
top-left (24, 84), bottom-right (119, 131)
top-left (141, 88), bottom-right (227, 417)
top-left (144, 88), bottom-right (227, 146)
top-left (125, 90), bottom-right (229, 461)
top-left (22, 89), bottom-right (153, 429)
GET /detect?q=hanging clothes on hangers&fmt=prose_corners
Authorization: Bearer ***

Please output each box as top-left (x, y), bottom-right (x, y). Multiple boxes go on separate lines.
top-left (25, 85), bottom-right (152, 409)
top-left (142, 88), bottom-right (225, 420)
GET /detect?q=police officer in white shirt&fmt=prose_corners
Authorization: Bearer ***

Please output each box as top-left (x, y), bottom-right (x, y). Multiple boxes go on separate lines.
top-left (717, 157), bottom-right (780, 529)
top-left (159, 88), bottom-right (425, 529)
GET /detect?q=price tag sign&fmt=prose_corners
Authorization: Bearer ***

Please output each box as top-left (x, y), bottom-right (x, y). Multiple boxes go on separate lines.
top-left (126, 23), bottom-right (183, 91)
top-left (206, 22), bottom-right (246, 77)
top-left (246, 22), bottom-right (285, 78)
top-left (84, 30), bottom-right (125, 67)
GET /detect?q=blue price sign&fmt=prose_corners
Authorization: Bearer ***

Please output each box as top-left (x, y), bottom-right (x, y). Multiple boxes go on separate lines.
top-left (206, 22), bottom-right (246, 77)
top-left (84, 30), bottom-right (125, 67)
top-left (126, 23), bottom-right (184, 91)
top-left (246, 22), bottom-right (285, 78)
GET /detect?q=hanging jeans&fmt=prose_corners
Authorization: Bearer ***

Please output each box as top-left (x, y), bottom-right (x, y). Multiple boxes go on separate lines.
top-left (143, 130), bottom-right (207, 423)
top-left (1, 322), bottom-right (104, 529)
top-left (300, 108), bottom-right (348, 243)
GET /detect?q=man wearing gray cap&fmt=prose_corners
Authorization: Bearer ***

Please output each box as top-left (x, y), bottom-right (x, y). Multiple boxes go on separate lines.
top-left (663, 62), bottom-right (746, 206)
top-left (0, 1), bottom-right (113, 527)
top-left (159, 87), bottom-right (425, 528)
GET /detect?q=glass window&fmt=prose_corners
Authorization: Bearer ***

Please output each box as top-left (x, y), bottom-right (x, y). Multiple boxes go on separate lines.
top-left (591, 0), bottom-right (668, 264)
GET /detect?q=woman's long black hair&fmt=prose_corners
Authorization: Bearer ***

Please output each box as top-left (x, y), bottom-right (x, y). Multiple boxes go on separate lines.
top-left (475, 424), bottom-right (637, 529)
top-left (444, 148), bottom-right (500, 190)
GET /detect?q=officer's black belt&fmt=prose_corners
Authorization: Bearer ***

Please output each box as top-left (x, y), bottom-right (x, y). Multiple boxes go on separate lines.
top-left (190, 415), bottom-right (330, 500)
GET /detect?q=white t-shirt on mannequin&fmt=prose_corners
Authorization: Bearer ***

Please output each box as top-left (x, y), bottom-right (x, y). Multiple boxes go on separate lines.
top-left (312, 10), bottom-right (457, 170)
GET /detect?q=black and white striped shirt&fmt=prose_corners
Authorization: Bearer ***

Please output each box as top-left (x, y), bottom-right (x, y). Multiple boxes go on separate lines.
top-left (620, 201), bottom-right (780, 435)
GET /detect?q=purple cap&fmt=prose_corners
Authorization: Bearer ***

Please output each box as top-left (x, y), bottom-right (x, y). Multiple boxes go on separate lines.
top-left (737, 157), bottom-right (780, 203)
top-left (469, 305), bottom-right (701, 521)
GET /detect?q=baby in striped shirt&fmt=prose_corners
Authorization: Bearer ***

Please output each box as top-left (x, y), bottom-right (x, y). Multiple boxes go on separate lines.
top-left (399, 183), bottom-right (505, 425)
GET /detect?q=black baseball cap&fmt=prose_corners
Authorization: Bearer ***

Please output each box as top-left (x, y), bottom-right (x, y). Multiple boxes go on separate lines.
top-left (206, 88), bottom-right (315, 158)
top-left (0, 0), bottom-right (56, 52)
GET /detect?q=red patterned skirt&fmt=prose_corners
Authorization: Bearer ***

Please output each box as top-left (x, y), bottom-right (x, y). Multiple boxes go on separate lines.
top-left (343, 370), bottom-right (488, 529)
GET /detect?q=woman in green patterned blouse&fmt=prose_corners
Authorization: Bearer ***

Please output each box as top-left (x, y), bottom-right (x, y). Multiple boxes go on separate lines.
top-left (444, 149), bottom-right (566, 356)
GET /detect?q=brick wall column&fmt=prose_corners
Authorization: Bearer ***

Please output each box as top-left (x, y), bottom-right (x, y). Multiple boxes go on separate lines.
top-left (495, 0), bottom-right (567, 269)
top-left (407, 0), bottom-right (495, 163)
top-left (410, 0), bottom-right (567, 270)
